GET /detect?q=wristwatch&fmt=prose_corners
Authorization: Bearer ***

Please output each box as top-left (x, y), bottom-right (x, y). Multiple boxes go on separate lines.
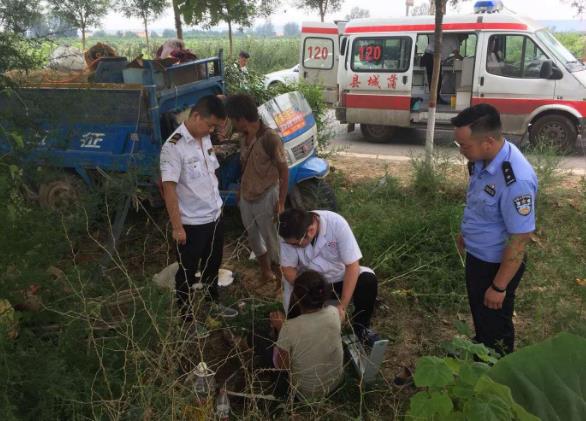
top-left (490, 283), bottom-right (506, 293)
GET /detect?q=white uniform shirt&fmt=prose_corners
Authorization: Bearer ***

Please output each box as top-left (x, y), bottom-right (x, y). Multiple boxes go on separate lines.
top-left (159, 123), bottom-right (222, 225)
top-left (280, 211), bottom-right (363, 285)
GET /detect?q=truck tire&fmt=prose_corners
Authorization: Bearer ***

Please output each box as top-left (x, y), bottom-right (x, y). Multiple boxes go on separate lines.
top-left (38, 175), bottom-right (84, 211)
top-left (289, 178), bottom-right (337, 211)
top-left (360, 124), bottom-right (395, 143)
top-left (530, 114), bottom-right (577, 153)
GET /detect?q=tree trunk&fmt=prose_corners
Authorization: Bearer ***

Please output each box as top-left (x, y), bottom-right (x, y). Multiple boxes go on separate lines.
top-left (172, 0), bottom-right (183, 39)
top-left (424, 0), bottom-right (445, 165)
top-left (320, 2), bottom-right (326, 22)
top-left (144, 18), bottom-right (150, 55)
top-left (81, 26), bottom-right (86, 51)
top-left (227, 19), bottom-right (233, 57)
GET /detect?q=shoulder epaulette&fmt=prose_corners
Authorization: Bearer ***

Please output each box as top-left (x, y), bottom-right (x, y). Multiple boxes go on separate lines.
top-left (168, 132), bottom-right (182, 144)
top-left (502, 161), bottom-right (516, 186)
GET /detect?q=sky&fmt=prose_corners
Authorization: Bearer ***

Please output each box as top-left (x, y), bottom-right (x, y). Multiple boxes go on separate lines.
top-left (100, 0), bottom-right (585, 33)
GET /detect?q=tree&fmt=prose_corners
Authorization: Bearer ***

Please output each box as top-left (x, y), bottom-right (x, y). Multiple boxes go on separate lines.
top-left (295, 0), bottom-right (343, 22)
top-left (179, 0), bottom-right (274, 56)
top-left (255, 20), bottom-right (275, 36)
top-left (567, 1), bottom-right (586, 14)
top-left (171, 0), bottom-right (183, 39)
top-left (345, 6), bottom-right (369, 20)
top-left (48, 0), bottom-right (110, 50)
top-left (411, 3), bottom-right (431, 16)
top-left (117, 0), bottom-right (167, 52)
top-left (0, 0), bottom-right (42, 34)
top-left (283, 21), bottom-right (300, 36)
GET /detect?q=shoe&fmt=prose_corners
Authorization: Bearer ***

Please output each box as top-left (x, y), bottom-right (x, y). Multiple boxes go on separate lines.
top-left (213, 303), bottom-right (238, 319)
top-left (393, 366), bottom-right (414, 388)
top-left (355, 326), bottom-right (381, 348)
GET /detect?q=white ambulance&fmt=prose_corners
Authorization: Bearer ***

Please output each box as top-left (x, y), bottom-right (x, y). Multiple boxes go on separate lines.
top-left (300, 8), bottom-right (586, 149)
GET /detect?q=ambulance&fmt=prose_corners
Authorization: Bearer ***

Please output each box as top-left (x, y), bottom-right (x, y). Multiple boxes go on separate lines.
top-left (300, 2), bottom-right (586, 149)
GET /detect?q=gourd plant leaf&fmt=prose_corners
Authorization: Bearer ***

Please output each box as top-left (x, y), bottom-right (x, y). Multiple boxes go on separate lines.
top-left (413, 356), bottom-right (455, 388)
top-left (463, 394), bottom-right (512, 421)
top-left (408, 391), bottom-right (454, 419)
top-left (475, 375), bottom-right (540, 421)
top-left (488, 332), bottom-right (586, 421)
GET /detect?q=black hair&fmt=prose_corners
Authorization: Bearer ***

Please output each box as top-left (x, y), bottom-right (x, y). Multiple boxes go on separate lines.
top-left (190, 95), bottom-right (226, 119)
top-left (239, 50), bottom-right (250, 59)
top-left (292, 270), bottom-right (330, 311)
top-left (450, 103), bottom-right (502, 137)
top-left (224, 94), bottom-right (259, 122)
top-left (278, 208), bottom-right (313, 240)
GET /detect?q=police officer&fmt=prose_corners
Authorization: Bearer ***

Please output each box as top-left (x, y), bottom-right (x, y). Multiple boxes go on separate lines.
top-left (452, 104), bottom-right (538, 354)
top-left (278, 208), bottom-right (379, 346)
top-left (160, 95), bottom-right (234, 325)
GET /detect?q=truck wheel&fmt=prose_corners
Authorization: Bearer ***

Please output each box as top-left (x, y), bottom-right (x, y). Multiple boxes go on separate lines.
top-left (38, 175), bottom-right (84, 211)
top-left (360, 124), bottom-right (395, 143)
top-left (289, 178), bottom-right (337, 211)
top-left (530, 114), bottom-right (577, 153)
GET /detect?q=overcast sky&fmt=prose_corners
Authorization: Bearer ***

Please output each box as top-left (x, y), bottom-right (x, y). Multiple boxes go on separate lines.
top-left (101, 0), bottom-right (584, 33)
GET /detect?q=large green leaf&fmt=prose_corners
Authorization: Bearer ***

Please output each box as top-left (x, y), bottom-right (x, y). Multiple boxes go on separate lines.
top-left (475, 375), bottom-right (540, 421)
top-left (409, 391), bottom-right (454, 419)
top-left (488, 332), bottom-right (586, 421)
top-left (463, 394), bottom-right (511, 421)
top-left (413, 356), bottom-right (455, 387)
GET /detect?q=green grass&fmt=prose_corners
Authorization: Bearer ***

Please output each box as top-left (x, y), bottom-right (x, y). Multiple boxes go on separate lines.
top-left (0, 151), bottom-right (585, 419)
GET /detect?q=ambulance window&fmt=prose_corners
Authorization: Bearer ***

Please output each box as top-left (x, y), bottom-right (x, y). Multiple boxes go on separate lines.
top-left (351, 37), bottom-right (412, 73)
top-left (460, 34), bottom-right (477, 57)
top-left (303, 37), bottom-right (335, 70)
top-left (487, 35), bottom-right (550, 78)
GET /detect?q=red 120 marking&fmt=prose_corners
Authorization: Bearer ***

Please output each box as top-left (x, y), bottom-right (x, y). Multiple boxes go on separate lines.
top-left (359, 45), bottom-right (382, 61)
top-left (307, 46), bottom-right (329, 60)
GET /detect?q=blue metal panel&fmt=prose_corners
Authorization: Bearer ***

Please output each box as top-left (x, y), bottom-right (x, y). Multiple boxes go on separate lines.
top-left (291, 156), bottom-right (330, 184)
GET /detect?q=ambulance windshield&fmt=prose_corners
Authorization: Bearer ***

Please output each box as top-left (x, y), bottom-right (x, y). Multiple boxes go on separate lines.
top-left (536, 30), bottom-right (585, 72)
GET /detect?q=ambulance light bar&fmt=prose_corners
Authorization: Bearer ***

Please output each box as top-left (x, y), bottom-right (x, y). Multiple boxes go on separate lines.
top-left (473, 0), bottom-right (504, 14)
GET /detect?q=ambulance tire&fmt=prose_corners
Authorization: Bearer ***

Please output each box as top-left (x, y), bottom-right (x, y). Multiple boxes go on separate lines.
top-left (530, 114), bottom-right (577, 154)
top-left (360, 124), bottom-right (395, 143)
top-left (289, 178), bottom-right (337, 211)
top-left (38, 174), bottom-right (85, 211)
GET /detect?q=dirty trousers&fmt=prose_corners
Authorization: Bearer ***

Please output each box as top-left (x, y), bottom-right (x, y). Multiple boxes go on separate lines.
top-left (239, 185), bottom-right (280, 263)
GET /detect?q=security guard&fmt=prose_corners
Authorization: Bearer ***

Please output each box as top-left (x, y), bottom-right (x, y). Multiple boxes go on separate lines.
top-left (278, 208), bottom-right (379, 346)
top-left (452, 104), bottom-right (538, 354)
top-left (160, 95), bottom-right (229, 322)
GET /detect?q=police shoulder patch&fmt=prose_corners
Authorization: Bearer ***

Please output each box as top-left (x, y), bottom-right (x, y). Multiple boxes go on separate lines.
top-left (168, 132), bottom-right (182, 144)
top-left (513, 194), bottom-right (532, 216)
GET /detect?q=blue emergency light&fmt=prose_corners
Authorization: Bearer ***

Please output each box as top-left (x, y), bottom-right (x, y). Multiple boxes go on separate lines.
top-left (474, 0), bottom-right (504, 14)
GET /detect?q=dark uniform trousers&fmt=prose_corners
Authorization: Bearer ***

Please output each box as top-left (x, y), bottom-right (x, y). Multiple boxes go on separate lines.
top-left (465, 253), bottom-right (525, 355)
top-left (288, 271), bottom-right (378, 330)
top-left (175, 217), bottom-right (224, 316)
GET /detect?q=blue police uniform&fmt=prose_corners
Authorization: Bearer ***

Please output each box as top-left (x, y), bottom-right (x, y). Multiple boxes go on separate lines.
top-left (461, 140), bottom-right (538, 354)
top-left (462, 140), bottom-right (538, 261)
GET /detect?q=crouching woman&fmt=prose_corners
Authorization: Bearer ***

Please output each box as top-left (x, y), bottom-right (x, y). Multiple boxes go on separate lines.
top-left (269, 270), bottom-right (344, 400)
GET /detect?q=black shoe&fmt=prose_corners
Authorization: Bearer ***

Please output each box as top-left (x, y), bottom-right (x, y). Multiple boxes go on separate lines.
top-left (355, 326), bottom-right (381, 348)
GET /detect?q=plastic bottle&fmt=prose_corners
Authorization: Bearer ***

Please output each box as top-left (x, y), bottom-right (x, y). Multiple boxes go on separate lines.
top-left (191, 362), bottom-right (216, 421)
top-left (216, 388), bottom-right (230, 420)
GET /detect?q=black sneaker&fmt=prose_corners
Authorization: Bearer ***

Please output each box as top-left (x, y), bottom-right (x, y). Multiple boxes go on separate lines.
top-left (355, 326), bottom-right (381, 348)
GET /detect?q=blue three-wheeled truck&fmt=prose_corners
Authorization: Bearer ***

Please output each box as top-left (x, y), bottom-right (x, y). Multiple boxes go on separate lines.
top-left (0, 53), bottom-right (335, 240)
